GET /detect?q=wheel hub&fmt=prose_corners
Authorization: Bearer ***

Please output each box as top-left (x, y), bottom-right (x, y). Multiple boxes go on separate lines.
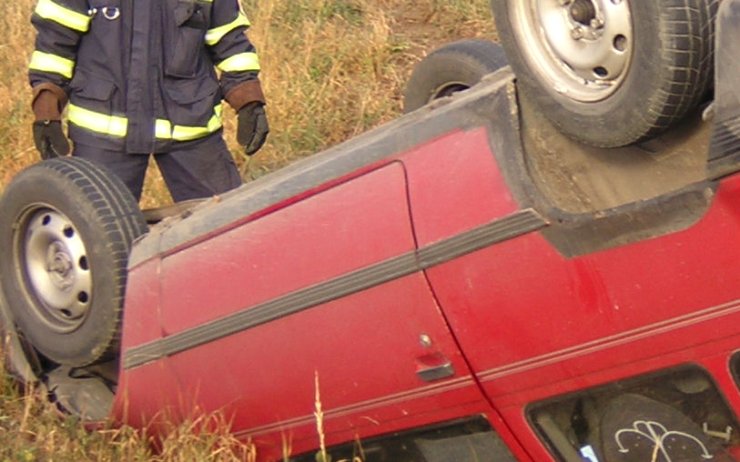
top-left (47, 242), bottom-right (75, 289)
top-left (569, 0), bottom-right (596, 25)
top-left (511, 0), bottom-right (633, 102)
top-left (20, 208), bottom-right (93, 332)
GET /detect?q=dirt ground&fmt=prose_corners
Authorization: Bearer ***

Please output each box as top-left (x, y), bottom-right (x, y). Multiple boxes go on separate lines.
top-left (387, 2), bottom-right (497, 69)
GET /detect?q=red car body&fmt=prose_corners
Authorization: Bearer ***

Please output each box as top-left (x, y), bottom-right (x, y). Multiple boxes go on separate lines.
top-left (110, 55), bottom-right (740, 460)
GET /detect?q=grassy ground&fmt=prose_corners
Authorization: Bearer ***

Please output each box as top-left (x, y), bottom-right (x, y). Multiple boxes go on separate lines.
top-left (0, 0), bottom-right (495, 207)
top-left (0, 358), bottom-right (258, 461)
top-left (1, 0), bottom-right (495, 459)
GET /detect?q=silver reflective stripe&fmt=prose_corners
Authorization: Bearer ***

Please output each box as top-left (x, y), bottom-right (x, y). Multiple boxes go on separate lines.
top-left (34, 0), bottom-right (91, 32)
top-left (69, 104), bottom-right (223, 141)
top-left (29, 51), bottom-right (76, 79)
top-left (217, 52), bottom-right (260, 72)
top-left (205, 13), bottom-right (250, 46)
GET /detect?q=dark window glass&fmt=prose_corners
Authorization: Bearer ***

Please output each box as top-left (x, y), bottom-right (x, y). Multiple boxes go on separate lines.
top-left (529, 366), bottom-right (740, 462)
top-left (291, 416), bottom-right (516, 462)
top-left (730, 353), bottom-right (740, 388)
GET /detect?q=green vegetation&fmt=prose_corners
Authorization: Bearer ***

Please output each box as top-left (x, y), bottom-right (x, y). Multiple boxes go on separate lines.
top-left (0, 0), bottom-right (494, 459)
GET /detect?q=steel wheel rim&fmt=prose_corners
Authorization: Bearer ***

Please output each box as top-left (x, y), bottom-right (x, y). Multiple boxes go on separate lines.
top-left (16, 206), bottom-right (92, 333)
top-left (509, 0), bottom-right (633, 102)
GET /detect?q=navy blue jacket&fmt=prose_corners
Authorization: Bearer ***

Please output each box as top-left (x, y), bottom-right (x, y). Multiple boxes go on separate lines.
top-left (30, 0), bottom-right (265, 153)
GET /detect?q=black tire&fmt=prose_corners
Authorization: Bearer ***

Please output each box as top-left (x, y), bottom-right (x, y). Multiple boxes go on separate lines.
top-left (0, 290), bottom-right (43, 384)
top-left (403, 39), bottom-right (509, 113)
top-left (0, 158), bottom-right (147, 366)
top-left (491, 0), bottom-right (719, 147)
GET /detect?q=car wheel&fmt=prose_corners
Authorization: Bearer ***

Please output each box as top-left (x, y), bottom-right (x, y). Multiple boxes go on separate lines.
top-left (491, 0), bottom-right (718, 147)
top-left (0, 158), bottom-right (147, 366)
top-left (403, 39), bottom-right (509, 113)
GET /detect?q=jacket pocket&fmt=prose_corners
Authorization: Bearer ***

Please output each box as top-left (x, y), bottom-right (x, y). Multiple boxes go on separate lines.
top-left (69, 71), bottom-right (118, 110)
top-left (163, 76), bottom-right (220, 126)
top-left (166, 0), bottom-right (211, 78)
top-left (68, 71), bottom-right (123, 137)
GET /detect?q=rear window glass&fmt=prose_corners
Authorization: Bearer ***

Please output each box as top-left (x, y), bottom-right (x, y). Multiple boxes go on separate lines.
top-left (730, 352), bottom-right (740, 387)
top-left (290, 416), bottom-right (516, 462)
top-left (528, 366), bottom-right (740, 461)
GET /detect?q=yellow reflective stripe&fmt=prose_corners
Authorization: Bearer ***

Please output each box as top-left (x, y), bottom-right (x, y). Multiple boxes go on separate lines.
top-left (217, 52), bottom-right (260, 72)
top-left (68, 104), bottom-right (222, 141)
top-left (205, 13), bottom-right (250, 46)
top-left (68, 104), bottom-right (128, 137)
top-left (155, 119), bottom-right (172, 139)
top-left (155, 104), bottom-right (223, 141)
top-left (29, 51), bottom-right (75, 79)
top-left (34, 0), bottom-right (91, 32)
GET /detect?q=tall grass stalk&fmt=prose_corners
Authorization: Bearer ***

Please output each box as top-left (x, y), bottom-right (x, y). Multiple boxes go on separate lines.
top-left (314, 371), bottom-right (327, 462)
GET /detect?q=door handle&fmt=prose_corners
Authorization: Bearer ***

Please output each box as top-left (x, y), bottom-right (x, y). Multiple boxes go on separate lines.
top-left (415, 352), bottom-right (455, 382)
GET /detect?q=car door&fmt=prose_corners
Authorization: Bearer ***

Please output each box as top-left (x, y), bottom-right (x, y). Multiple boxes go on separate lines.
top-left (150, 162), bottom-right (492, 457)
top-left (412, 143), bottom-right (740, 460)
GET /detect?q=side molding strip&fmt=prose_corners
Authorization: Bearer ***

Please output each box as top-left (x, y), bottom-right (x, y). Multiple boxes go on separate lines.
top-left (124, 209), bottom-right (547, 369)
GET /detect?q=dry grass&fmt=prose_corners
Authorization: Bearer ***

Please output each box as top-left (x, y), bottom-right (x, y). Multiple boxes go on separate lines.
top-left (246, 0), bottom-right (493, 167)
top-left (0, 0), bottom-right (494, 459)
top-left (0, 0), bottom-right (493, 207)
top-left (0, 344), bottom-right (258, 461)
top-left (0, 0), bottom-right (38, 187)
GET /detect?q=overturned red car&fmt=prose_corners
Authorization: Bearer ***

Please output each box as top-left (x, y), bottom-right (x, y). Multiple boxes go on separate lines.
top-left (2, 0), bottom-right (740, 460)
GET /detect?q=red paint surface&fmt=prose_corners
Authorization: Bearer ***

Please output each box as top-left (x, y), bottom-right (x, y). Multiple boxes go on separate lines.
top-left (116, 123), bottom-right (740, 461)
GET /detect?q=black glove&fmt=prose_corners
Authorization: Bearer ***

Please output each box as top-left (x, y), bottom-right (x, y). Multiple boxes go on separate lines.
top-left (33, 120), bottom-right (70, 160)
top-left (237, 102), bottom-right (269, 155)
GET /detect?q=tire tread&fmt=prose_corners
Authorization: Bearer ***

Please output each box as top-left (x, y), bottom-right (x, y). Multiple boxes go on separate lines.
top-left (491, 0), bottom-right (719, 147)
top-left (0, 158), bottom-right (147, 365)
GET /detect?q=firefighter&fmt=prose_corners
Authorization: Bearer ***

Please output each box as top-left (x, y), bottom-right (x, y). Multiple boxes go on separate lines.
top-left (28, 0), bottom-right (269, 202)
